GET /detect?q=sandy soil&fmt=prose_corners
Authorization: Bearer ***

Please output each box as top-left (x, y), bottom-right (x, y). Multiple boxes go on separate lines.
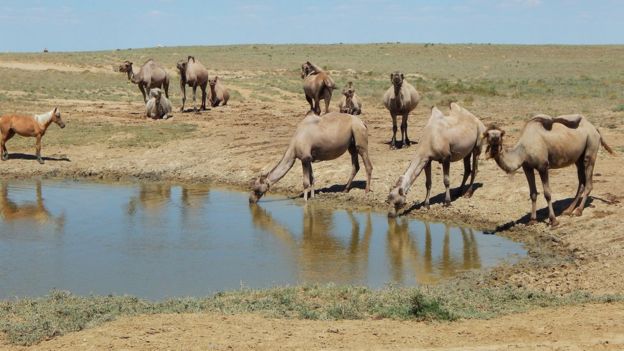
top-left (0, 62), bottom-right (623, 349)
top-left (3, 303), bottom-right (623, 350)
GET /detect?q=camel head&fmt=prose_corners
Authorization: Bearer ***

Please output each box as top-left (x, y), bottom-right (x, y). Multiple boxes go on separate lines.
top-left (51, 107), bottom-right (65, 129)
top-left (301, 62), bottom-right (312, 79)
top-left (390, 71), bottom-right (404, 88)
top-left (387, 176), bottom-right (407, 217)
top-left (118, 60), bottom-right (133, 73)
top-left (209, 76), bottom-right (218, 87)
top-left (176, 60), bottom-right (187, 74)
top-left (483, 124), bottom-right (505, 159)
top-left (149, 88), bottom-right (162, 102)
top-left (342, 82), bottom-right (355, 99)
top-left (249, 172), bottom-right (270, 203)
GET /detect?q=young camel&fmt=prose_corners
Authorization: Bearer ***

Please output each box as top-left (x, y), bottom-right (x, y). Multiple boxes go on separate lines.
top-left (301, 61), bottom-right (336, 115)
top-left (249, 111), bottom-right (373, 203)
top-left (177, 56), bottom-right (209, 112)
top-left (118, 59), bottom-right (169, 102)
top-left (208, 76), bottom-right (230, 107)
top-left (382, 71), bottom-right (421, 149)
top-left (483, 114), bottom-right (615, 227)
top-left (145, 88), bottom-right (173, 120)
top-left (387, 103), bottom-right (486, 217)
top-left (338, 81), bottom-right (362, 115)
top-left (0, 107), bottom-right (66, 164)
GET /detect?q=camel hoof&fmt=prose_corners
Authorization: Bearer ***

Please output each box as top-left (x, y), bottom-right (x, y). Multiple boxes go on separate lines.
top-left (37, 158), bottom-right (44, 165)
top-left (550, 219), bottom-right (560, 227)
top-left (1, 154), bottom-right (7, 161)
top-left (527, 219), bottom-right (537, 226)
top-left (443, 202), bottom-right (451, 207)
top-left (562, 209), bottom-right (573, 216)
top-left (572, 208), bottom-right (583, 217)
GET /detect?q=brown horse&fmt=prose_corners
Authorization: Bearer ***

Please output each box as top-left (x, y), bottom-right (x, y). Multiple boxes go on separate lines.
top-left (0, 107), bottom-right (65, 164)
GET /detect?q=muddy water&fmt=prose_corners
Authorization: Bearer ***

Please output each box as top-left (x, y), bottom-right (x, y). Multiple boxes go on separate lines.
top-left (0, 180), bottom-right (525, 300)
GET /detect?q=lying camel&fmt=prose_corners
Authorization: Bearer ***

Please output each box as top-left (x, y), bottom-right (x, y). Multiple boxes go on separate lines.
top-left (382, 71), bottom-right (420, 149)
top-left (387, 103), bottom-right (486, 217)
top-left (145, 88), bottom-right (173, 120)
top-left (249, 111), bottom-right (373, 203)
top-left (483, 114), bottom-right (614, 227)
top-left (338, 81), bottom-right (362, 115)
top-left (301, 61), bottom-right (336, 115)
top-left (118, 59), bottom-right (169, 102)
top-left (177, 56), bottom-right (209, 112)
top-left (208, 76), bottom-right (230, 107)
top-left (0, 107), bottom-right (66, 164)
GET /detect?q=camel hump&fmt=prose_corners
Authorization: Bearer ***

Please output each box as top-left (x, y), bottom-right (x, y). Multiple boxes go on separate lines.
top-left (531, 114), bottom-right (582, 131)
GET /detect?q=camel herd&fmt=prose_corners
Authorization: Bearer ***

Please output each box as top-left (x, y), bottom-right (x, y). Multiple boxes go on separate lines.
top-left (0, 57), bottom-right (616, 228)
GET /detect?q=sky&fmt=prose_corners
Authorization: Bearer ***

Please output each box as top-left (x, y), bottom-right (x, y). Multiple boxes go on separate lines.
top-left (0, 0), bottom-right (622, 52)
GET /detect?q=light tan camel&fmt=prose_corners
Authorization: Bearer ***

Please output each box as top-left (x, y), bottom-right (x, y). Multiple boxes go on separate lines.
top-left (483, 114), bottom-right (615, 227)
top-left (118, 59), bottom-right (170, 102)
top-left (208, 76), bottom-right (230, 107)
top-left (382, 71), bottom-right (421, 149)
top-left (0, 107), bottom-right (66, 164)
top-left (338, 81), bottom-right (362, 115)
top-left (177, 56), bottom-right (209, 112)
top-left (301, 61), bottom-right (336, 115)
top-left (145, 88), bottom-right (173, 120)
top-left (249, 111), bottom-right (373, 203)
top-left (387, 103), bottom-right (486, 217)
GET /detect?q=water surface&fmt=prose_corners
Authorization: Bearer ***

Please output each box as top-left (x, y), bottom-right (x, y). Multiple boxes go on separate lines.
top-left (0, 180), bottom-right (525, 300)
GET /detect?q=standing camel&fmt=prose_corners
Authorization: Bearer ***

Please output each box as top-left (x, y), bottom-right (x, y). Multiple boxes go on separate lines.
top-left (338, 81), bottom-right (362, 115)
top-left (0, 107), bottom-right (66, 164)
top-left (483, 114), bottom-right (614, 227)
top-left (387, 103), bottom-right (486, 217)
top-left (118, 59), bottom-right (169, 102)
top-left (249, 111), bottom-right (373, 203)
top-left (301, 61), bottom-right (336, 115)
top-left (382, 71), bottom-right (420, 149)
top-left (177, 56), bottom-right (209, 112)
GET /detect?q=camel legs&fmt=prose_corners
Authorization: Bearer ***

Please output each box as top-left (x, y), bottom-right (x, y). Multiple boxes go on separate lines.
top-left (200, 83), bottom-right (208, 111)
top-left (458, 155), bottom-right (471, 195)
top-left (358, 145), bottom-right (373, 193)
top-left (573, 155), bottom-right (596, 216)
top-left (563, 159), bottom-right (586, 215)
top-left (344, 143), bottom-right (360, 192)
top-left (322, 89), bottom-right (332, 114)
top-left (442, 158), bottom-right (451, 206)
top-left (401, 113), bottom-right (411, 147)
top-left (1, 130), bottom-right (15, 161)
top-left (464, 149), bottom-right (479, 198)
top-left (390, 113), bottom-right (398, 149)
top-left (305, 94), bottom-right (314, 112)
top-left (180, 85), bottom-right (187, 112)
top-left (423, 161), bottom-right (432, 209)
top-left (163, 80), bottom-right (170, 99)
top-left (139, 84), bottom-right (147, 103)
top-left (191, 85), bottom-right (198, 112)
top-left (302, 159), bottom-right (313, 201)
top-left (35, 135), bottom-right (44, 164)
top-left (522, 165), bottom-right (538, 224)
top-left (538, 169), bottom-right (558, 226)
top-left (312, 94), bottom-right (321, 115)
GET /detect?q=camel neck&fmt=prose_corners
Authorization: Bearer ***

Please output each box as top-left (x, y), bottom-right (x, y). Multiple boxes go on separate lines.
top-left (400, 153), bottom-right (429, 194)
top-left (267, 146), bottom-right (296, 185)
top-left (494, 143), bottom-right (525, 173)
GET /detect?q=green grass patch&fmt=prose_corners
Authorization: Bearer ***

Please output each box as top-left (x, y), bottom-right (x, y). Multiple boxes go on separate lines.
top-left (1, 284), bottom-right (621, 346)
top-left (613, 104), bottom-right (624, 112)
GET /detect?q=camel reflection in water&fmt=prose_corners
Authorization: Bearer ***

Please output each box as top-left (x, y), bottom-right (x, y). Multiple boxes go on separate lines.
top-left (249, 202), bottom-right (372, 284)
top-left (0, 181), bottom-right (65, 230)
top-left (386, 219), bottom-right (480, 285)
top-left (250, 202), bottom-right (481, 285)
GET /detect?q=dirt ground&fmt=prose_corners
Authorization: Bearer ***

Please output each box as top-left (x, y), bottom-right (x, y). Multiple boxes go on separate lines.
top-left (0, 56), bottom-right (623, 349)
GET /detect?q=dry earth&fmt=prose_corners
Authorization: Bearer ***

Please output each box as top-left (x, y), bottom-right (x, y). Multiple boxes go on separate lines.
top-left (0, 56), bottom-right (623, 350)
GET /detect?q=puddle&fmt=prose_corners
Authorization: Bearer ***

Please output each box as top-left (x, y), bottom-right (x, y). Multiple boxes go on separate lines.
top-left (0, 180), bottom-right (526, 300)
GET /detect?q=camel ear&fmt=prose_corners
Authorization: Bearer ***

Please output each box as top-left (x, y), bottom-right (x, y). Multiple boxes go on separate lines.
top-left (400, 73), bottom-right (404, 80)
top-left (500, 130), bottom-right (505, 137)
top-left (390, 73), bottom-right (394, 80)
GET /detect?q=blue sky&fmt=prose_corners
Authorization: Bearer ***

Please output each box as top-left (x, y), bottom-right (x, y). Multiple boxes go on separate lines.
top-left (0, 0), bottom-right (622, 52)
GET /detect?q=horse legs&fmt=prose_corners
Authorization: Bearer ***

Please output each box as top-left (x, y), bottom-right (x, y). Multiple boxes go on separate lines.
top-left (390, 113), bottom-right (398, 149)
top-left (35, 135), bottom-right (44, 164)
top-left (200, 83), bottom-right (208, 110)
top-left (401, 113), bottom-right (411, 146)
top-left (464, 149), bottom-right (479, 198)
top-left (563, 159), bottom-right (586, 215)
top-left (1, 129), bottom-right (15, 160)
top-left (301, 159), bottom-right (312, 201)
top-left (538, 168), bottom-right (558, 226)
top-left (573, 155), bottom-right (596, 216)
top-left (442, 158), bottom-right (451, 206)
top-left (344, 143), bottom-right (360, 192)
top-left (424, 161), bottom-right (432, 209)
top-left (522, 165), bottom-right (538, 224)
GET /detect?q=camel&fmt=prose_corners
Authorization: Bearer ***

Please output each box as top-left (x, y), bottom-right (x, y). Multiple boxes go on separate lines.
top-left (338, 81), bottom-right (362, 115)
top-left (0, 107), bottom-right (66, 164)
top-left (118, 59), bottom-right (169, 102)
top-left (177, 56), bottom-right (209, 112)
top-left (387, 103), bottom-right (486, 217)
top-left (208, 76), bottom-right (230, 107)
top-left (483, 114), bottom-right (615, 227)
top-left (301, 61), bottom-right (336, 115)
top-left (382, 71), bottom-right (421, 149)
top-left (249, 111), bottom-right (373, 203)
top-left (145, 88), bottom-right (173, 120)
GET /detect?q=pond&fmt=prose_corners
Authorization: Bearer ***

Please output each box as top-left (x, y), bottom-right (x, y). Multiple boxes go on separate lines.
top-left (0, 180), bottom-right (526, 300)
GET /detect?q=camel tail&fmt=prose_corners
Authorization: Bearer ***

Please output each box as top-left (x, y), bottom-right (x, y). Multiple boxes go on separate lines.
top-left (598, 129), bottom-right (616, 155)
